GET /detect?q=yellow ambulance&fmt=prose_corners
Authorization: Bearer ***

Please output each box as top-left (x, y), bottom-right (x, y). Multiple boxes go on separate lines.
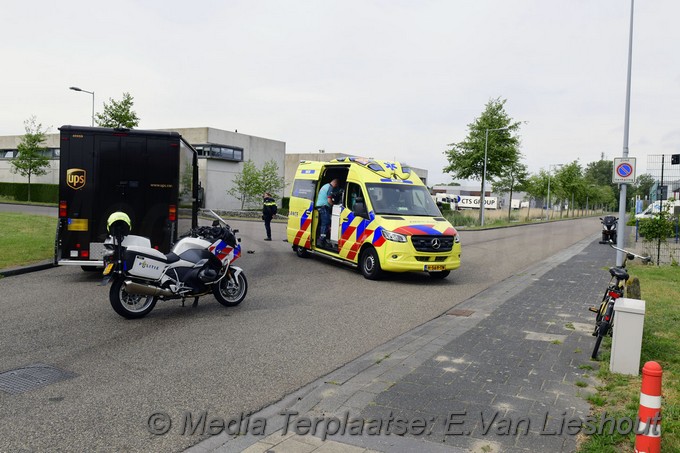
top-left (286, 157), bottom-right (461, 279)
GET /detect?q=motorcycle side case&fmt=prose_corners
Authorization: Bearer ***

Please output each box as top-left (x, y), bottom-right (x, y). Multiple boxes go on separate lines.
top-left (125, 246), bottom-right (168, 281)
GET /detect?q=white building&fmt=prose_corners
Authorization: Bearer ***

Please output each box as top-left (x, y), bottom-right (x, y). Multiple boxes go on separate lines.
top-left (0, 126), bottom-right (285, 211)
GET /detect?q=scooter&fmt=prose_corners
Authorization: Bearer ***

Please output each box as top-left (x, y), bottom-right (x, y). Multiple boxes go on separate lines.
top-left (599, 215), bottom-right (618, 244)
top-left (101, 210), bottom-right (246, 319)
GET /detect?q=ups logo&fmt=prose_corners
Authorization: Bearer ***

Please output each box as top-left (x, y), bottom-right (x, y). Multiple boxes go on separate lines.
top-left (66, 168), bottom-right (86, 190)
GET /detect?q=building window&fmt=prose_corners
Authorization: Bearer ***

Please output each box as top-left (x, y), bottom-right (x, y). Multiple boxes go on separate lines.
top-left (0, 148), bottom-right (59, 159)
top-left (193, 144), bottom-right (244, 162)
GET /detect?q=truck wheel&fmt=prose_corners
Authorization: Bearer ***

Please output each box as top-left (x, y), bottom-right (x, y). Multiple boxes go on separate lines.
top-left (360, 247), bottom-right (383, 280)
top-left (109, 278), bottom-right (157, 319)
top-left (295, 245), bottom-right (309, 258)
top-left (428, 270), bottom-right (450, 280)
top-left (213, 269), bottom-right (247, 307)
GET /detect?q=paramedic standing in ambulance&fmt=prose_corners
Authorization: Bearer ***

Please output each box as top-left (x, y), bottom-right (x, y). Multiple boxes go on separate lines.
top-left (316, 178), bottom-right (338, 247)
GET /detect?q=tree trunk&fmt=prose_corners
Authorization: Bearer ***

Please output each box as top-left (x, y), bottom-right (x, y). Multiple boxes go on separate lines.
top-left (507, 187), bottom-right (513, 221)
top-left (527, 198), bottom-right (532, 221)
top-left (27, 173), bottom-right (31, 202)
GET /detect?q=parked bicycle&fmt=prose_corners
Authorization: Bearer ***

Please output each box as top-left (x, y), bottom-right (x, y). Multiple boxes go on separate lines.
top-left (589, 242), bottom-right (651, 359)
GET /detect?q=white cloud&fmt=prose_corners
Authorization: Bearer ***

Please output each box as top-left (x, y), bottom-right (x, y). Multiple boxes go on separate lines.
top-left (2, 0), bottom-right (678, 183)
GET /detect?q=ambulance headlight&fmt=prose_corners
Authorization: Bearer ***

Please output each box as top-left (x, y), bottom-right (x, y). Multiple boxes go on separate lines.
top-left (454, 234), bottom-right (460, 243)
top-left (381, 229), bottom-right (407, 243)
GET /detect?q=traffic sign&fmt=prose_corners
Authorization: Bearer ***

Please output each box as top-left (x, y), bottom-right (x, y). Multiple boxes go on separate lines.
top-left (612, 157), bottom-right (636, 184)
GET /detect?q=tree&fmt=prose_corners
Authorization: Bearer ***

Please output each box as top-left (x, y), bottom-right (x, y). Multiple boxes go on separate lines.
top-left (10, 116), bottom-right (51, 201)
top-left (584, 157), bottom-right (619, 210)
top-left (634, 174), bottom-right (655, 201)
top-left (95, 92), bottom-right (140, 128)
top-left (492, 161), bottom-right (529, 221)
top-left (584, 155), bottom-right (613, 186)
top-left (524, 171), bottom-right (550, 220)
top-left (553, 161), bottom-right (583, 218)
top-left (228, 160), bottom-right (261, 209)
top-left (259, 160), bottom-right (286, 198)
top-left (444, 98), bottom-right (522, 222)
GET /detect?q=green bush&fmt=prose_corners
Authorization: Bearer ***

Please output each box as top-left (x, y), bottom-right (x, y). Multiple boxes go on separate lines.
top-left (638, 215), bottom-right (676, 240)
top-left (0, 183), bottom-right (58, 203)
top-left (445, 211), bottom-right (478, 227)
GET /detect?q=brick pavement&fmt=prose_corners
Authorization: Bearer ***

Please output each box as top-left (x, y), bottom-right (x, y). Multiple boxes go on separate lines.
top-left (189, 234), bottom-right (619, 453)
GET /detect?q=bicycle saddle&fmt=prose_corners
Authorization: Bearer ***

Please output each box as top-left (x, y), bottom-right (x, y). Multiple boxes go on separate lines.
top-left (609, 266), bottom-right (629, 281)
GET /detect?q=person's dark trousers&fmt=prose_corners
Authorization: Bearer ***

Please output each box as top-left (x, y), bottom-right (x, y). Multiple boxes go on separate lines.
top-left (318, 206), bottom-right (331, 244)
top-left (264, 217), bottom-right (272, 240)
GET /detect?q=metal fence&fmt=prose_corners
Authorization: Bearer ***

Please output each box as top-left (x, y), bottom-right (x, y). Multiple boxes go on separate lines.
top-left (634, 231), bottom-right (680, 266)
top-left (644, 154), bottom-right (680, 202)
top-left (632, 154), bottom-right (680, 265)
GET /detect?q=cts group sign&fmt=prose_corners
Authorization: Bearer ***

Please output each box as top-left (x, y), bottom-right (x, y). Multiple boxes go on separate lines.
top-left (457, 195), bottom-right (498, 209)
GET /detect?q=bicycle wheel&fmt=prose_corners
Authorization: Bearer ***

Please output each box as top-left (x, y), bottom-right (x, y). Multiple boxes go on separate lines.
top-left (591, 305), bottom-right (615, 359)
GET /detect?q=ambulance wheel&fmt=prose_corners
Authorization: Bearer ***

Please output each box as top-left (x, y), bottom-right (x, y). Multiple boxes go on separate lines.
top-left (295, 245), bottom-right (310, 258)
top-left (360, 247), bottom-right (383, 280)
top-left (109, 278), bottom-right (157, 319)
top-left (428, 270), bottom-right (450, 280)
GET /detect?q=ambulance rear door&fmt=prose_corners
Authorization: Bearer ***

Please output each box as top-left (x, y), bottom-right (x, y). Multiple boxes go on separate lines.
top-left (287, 162), bottom-right (323, 250)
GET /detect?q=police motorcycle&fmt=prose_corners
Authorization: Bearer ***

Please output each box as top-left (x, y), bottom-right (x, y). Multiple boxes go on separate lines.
top-left (102, 210), bottom-right (246, 319)
top-left (599, 215), bottom-right (618, 244)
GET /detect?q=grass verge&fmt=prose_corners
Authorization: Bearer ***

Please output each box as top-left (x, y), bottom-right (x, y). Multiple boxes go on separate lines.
top-left (578, 263), bottom-right (680, 452)
top-left (0, 213), bottom-right (56, 269)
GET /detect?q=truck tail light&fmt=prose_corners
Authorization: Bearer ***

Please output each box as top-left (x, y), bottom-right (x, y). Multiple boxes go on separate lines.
top-left (80, 250), bottom-right (89, 259)
top-left (59, 201), bottom-right (67, 218)
top-left (168, 205), bottom-right (177, 221)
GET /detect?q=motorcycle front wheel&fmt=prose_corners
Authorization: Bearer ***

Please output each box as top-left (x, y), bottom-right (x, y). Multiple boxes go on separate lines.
top-left (109, 278), bottom-right (157, 319)
top-left (213, 270), bottom-right (248, 307)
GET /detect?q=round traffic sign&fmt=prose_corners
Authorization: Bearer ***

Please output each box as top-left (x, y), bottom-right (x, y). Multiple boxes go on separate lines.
top-left (616, 163), bottom-right (633, 178)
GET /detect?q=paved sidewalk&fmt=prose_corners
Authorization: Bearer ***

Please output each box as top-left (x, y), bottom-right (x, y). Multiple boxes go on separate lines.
top-left (187, 234), bottom-right (615, 453)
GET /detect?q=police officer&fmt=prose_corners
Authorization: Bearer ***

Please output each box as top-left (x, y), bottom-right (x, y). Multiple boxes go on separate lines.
top-left (262, 192), bottom-right (277, 241)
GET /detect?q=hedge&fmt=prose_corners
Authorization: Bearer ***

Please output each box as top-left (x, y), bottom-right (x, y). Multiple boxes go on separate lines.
top-left (0, 182), bottom-right (58, 203)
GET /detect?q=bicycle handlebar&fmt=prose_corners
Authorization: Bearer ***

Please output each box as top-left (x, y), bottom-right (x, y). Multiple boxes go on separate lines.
top-left (608, 241), bottom-right (652, 263)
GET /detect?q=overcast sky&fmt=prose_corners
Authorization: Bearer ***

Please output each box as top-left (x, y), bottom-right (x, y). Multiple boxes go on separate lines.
top-left (2, 0), bottom-right (678, 185)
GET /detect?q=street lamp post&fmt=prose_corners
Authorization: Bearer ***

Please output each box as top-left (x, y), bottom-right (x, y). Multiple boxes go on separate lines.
top-left (616, 0), bottom-right (635, 266)
top-left (69, 86), bottom-right (95, 126)
top-left (480, 126), bottom-right (510, 226)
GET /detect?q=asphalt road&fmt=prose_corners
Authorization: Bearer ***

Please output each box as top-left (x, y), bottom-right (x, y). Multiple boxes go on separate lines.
top-left (0, 202), bottom-right (57, 216)
top-left (0, 215), bottom-right (602, 452)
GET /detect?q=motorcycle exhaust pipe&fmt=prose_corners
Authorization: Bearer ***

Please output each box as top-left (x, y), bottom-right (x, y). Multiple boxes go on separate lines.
top-left (123, 281), bottom-right (174, 297)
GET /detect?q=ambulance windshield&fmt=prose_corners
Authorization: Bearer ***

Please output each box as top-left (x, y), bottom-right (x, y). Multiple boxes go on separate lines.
top-left (366, 184), bottom-right (441, 216)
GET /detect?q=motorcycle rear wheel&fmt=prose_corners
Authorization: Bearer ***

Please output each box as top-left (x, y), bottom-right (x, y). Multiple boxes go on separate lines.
top-left (110, 278), bottom-right (157, 319)
top-left (214, 270), bottom-right (247, 307)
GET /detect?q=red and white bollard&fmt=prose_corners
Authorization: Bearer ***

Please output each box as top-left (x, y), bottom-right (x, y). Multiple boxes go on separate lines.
top-left (635, 361), bottom-right (662, 453)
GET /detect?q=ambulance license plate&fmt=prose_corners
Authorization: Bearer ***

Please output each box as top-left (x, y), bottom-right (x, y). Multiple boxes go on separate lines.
top-left (103, 263), bottom-right (113, 275)
top-left (424, 265), bottom-right (445, 271)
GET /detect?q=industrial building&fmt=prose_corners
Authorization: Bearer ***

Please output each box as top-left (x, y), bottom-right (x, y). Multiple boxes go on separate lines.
top-left (0, 126), bottom-right (285, 211)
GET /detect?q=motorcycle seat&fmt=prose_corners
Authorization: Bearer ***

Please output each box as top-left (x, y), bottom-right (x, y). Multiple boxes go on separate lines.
top-left (126, 246), bottom-right (180, 264)
top-left (164, 252), bottom-right (181, 264)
